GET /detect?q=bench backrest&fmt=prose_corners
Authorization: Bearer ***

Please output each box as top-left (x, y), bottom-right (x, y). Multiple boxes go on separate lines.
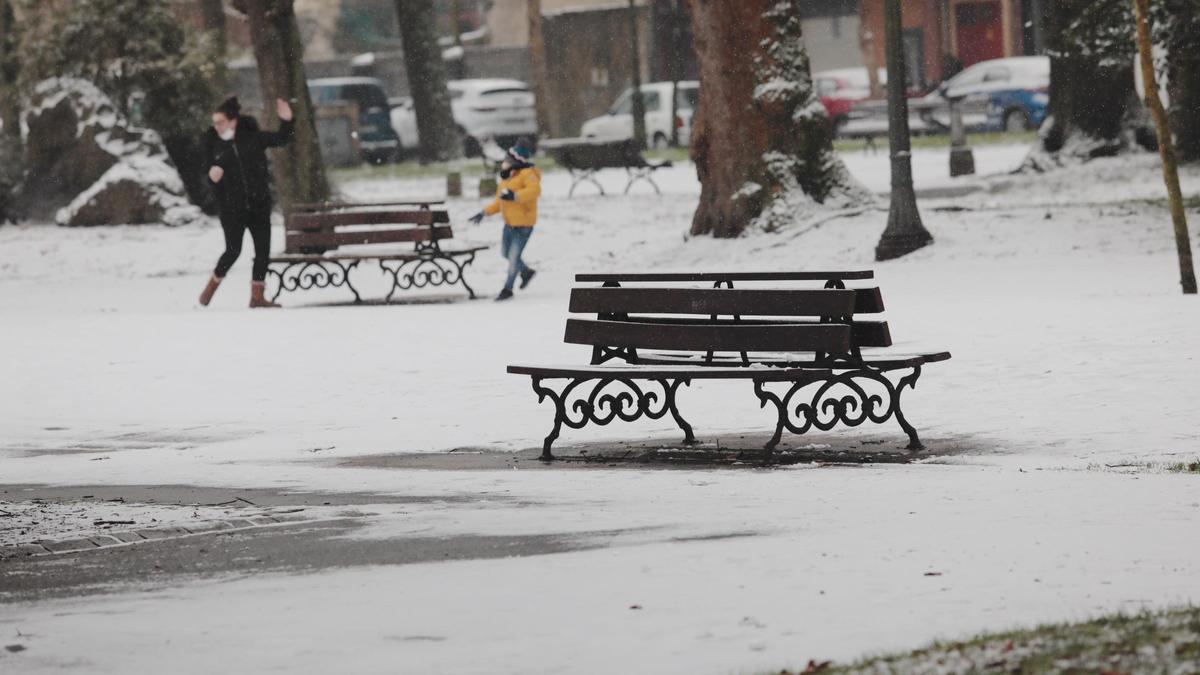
top-left (566, 279), bottom-right (891, 364)
top-left (284, 207), bottom-right (452, 254)
top-left (541, 138), bottom-right (645, 170)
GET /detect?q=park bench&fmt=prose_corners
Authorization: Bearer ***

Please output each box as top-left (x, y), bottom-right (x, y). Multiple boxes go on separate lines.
top-left (266, 200), bottom-right (486, 303)
top-left (507, 271), bottom-right (950, 461)
top-left (540, 137), bottom-right (672, 197)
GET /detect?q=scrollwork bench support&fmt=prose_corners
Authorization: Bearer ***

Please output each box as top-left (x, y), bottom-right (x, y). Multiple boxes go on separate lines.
top-left (267, 259), bottom-right (362, 303)
top-left (529, 376), bottom-right (695, 461)
top-left (753, 365), bottom-right (924, 463)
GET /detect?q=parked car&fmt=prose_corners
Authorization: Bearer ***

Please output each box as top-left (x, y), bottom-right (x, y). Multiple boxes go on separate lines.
top-left (308, 77), bottom-right (402, 164)
top-left (922, 56), bottom-right (1049, 132)
top-left (389, 79), bottom-right (538, 157)
top-left (813, 68), bottom-right (887, 129)
top-left (579, 81), bottom-right (699, 148)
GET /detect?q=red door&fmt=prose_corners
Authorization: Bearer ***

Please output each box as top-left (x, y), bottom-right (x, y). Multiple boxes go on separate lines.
top-left (955, 1), bottom-right (1004, 67)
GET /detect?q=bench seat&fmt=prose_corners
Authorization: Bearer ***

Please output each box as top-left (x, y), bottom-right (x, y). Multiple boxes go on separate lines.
top-left (507, 364), bottom-right (832, 380)
top-left (588, 350), bottom-right (952, 370)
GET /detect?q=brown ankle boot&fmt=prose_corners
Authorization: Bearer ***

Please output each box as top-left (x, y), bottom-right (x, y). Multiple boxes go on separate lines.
top-left (199, 274), bottom-right (223, 306)
top-left (249, 281), bottom-right (280, 308)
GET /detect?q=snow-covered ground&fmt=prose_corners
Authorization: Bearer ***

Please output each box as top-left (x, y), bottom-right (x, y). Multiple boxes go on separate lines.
top-left (1, 143), bottom-right (1199, 674)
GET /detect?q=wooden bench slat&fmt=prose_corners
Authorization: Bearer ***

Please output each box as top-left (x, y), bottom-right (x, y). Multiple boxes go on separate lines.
top-left (289, 200), bottom-right (444, 212)
top-left (506, 364), bottom-right (833, 381)
top-left (287, 210), bottom-right (448, 229)
top-left (569, 288), bottom-right (857, 317)
top-left (611, 317), bottom-right (892, 348)
top-left (270, 246), bottom-right (487, 262)
top-left (574, 271), bottom-right (875, 282)
top-left (285, 226), bottom-right (453, 250)
top-left (853, 287), bottom-right (885, 314)
top-left (602, 350), bottom-right (949, 369)
top-left (564, 319), bottom-right (851, 353)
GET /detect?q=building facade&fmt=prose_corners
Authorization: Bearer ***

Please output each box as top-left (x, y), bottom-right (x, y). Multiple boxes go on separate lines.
top-left (858, 0), bottom-right (1045, 91)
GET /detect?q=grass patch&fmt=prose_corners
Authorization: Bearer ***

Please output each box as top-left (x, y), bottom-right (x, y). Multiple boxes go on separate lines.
top-left (1086, 459), bottom-right (1200, 474)
top-left (776, 606), bottom-right (1200, 674)
top-left (833, 131), bottom-right (1037, 153)
top-left (1166, 460), bottom-right (1200, 474)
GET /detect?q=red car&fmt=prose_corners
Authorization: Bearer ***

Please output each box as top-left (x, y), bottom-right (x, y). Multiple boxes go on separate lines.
top-left (813, 68), bottom-right (887, 128)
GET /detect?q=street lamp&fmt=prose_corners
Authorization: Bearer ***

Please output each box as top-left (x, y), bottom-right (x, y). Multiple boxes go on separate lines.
top-left (875, 0), bottom-right (933, 261)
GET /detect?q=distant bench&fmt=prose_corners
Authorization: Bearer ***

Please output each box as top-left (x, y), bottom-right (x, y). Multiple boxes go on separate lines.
top-left (540, 138), bottom-right (672, 197)
top-left (266, 200), bottom-right (486, 303)
top-left (507, 270), bottom-right (950, 461)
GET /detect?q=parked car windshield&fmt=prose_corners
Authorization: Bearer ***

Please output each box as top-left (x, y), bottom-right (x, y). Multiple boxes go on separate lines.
top-left (676, 87), bottom-right (698, 110)
top-left (612, 90), bottom-right (662, 114)
top-left (343, 84), bottom-right (389, 112)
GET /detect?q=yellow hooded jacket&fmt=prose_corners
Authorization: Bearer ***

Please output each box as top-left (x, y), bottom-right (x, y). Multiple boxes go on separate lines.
top-left (483, 166), bottom-right (541, 227)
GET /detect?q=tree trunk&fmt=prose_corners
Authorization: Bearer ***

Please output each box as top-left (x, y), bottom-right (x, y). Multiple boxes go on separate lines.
top-left (394, 0), bottom-right (460, 162)
top-left (628, 0), bottom-right (647, 148)
top-left (198, 0), bottom-right (227, 55)
top-left (1024, 0), bottom-right (1138, 169)
top-left (667, 0), bottom-right (683, 147)
top-left (198, 0), bottom-right (228, 94)
top-left (1164, 0), bottom-right (1200, 162)
top-left (686, 0), bottom-right (868, 237)
top-left (236, 0), bottom-right (328, 207)
top-left (1133, 0), bottom-right (1197, 294)
top-left (0, 0), bottom-right (21, 222)
top-left (527, 0), bottom-right (550, 136)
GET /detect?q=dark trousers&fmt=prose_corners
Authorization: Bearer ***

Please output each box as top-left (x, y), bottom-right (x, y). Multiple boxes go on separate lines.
top-left (214, 208), bottom-right (272, 281)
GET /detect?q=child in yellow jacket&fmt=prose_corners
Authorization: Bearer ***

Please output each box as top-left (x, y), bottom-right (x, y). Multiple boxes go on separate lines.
top-left (469, 140), bottom-right (542, 301)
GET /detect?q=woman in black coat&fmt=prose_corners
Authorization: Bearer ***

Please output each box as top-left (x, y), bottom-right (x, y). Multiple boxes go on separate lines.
top-left (198, 96), bottom-right (294, 308)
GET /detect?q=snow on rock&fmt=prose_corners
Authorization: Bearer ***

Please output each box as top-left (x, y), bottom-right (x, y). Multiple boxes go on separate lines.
top-left (20, 77), bottom-right (200, 227)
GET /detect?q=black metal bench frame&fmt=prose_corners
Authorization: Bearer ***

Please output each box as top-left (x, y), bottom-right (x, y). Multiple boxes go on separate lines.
top-left (266, 200), bottom-right (486, 303)
top-left (509, 271), bottom-right (950, 462)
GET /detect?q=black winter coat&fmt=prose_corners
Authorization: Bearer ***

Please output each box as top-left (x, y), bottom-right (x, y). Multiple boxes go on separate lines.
top-left (201, 116), bottom-right (294, 216)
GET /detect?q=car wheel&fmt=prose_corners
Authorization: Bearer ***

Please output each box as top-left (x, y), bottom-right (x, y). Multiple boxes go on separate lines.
top-left (1004, 109), bottom-right (1029, 133)
top-left (651, 132), bottom-right (669, 150)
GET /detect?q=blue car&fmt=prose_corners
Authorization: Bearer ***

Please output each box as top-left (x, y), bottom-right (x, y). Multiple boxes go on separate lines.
top-left (924, 56), bottom-right (1050, 133)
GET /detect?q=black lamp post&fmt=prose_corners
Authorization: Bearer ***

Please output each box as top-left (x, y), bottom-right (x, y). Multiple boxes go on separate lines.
top-left (875, 0), bottom-right (933, 261)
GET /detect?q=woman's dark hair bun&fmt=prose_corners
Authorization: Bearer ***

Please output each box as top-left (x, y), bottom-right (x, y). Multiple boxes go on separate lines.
top-left (215, 96), bottom-right (240, 119)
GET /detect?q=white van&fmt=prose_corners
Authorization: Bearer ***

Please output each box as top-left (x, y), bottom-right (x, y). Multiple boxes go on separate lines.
top-left (580, 81), bottom-right (699, 148)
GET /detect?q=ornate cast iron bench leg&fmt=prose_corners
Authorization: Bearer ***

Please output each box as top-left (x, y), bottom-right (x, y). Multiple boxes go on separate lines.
top-left (893, 365), bottom-right (924, 450)
top-left (267, 259), bottom-right (362, 303)
top-left (753, 365), bottom-right (928, 461)
top-left (378, 250), bottom-right (479, 302)
top-left (529, 376), bottom-right (694, 461)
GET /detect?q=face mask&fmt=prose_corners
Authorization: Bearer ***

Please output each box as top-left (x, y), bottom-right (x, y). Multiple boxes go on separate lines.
top-left (219, 127), bottom-right (235, 141)
top-left (499, 167), bottom-right (513, 180)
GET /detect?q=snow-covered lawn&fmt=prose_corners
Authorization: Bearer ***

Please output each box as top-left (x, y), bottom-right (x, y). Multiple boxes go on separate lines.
top-left (1, 144), bottom-right (1199, 673)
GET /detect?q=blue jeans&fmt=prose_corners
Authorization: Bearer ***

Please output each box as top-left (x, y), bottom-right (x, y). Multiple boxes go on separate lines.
top-left (500, 225), bottom-right (534, 291)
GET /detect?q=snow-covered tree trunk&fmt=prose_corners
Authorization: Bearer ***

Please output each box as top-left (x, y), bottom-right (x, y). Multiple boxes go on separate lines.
top-left (394, 0), bottom-right (461, 162)
top-left (1163, 0), bottom-right (1200, 162)
top-left (0, 0), bottom-right (21, 222)
top-left (686, 0), bottom-right (868, 237)
top-left (236, 0), bottom-right (329, 207)
top-left (1024, 0), bottom-right (1139, 170)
